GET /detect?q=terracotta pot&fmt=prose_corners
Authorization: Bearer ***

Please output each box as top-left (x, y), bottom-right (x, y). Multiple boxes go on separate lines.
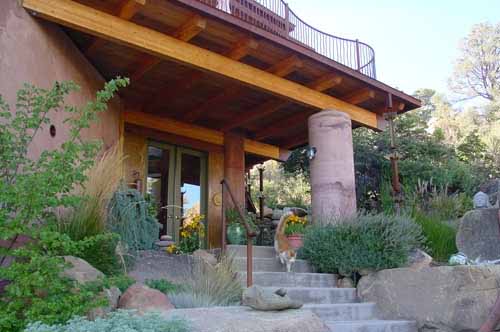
top-left (286, 234), bottom-right (304, 250)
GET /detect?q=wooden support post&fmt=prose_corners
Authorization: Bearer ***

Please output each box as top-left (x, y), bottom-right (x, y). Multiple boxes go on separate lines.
top-left (224, 132), bottom-right (246, 209)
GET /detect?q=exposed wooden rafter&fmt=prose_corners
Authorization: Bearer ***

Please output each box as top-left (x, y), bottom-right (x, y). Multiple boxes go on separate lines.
top-left (225, 37), bottom-right (259, 60)
top-left (129, 14), bottom-right (207, 83)
top-left (342, 88), bottom-right (376, 105)
top-left (220, 73), bottom-right (343, 132)
top-left (85, 0), bottom-right (145, 57)
top-left (123, 110), bottom-right (289, 160)
top-left (254, 110), bottom-right (313, 141)
top-left (22, 0), bottom-right (380, 129)
top-left (182, 55), bottom-right (304, 123)
top-left (144, 36), bottom-right (256, 112)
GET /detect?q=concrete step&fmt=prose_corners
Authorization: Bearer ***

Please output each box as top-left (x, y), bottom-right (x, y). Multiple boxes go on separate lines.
top-left (227, 245), bottom-right (275, 258)
top-left (324, 320), bottom-right (418, 332)
top-left (262, 287), bottom-right (357, 304)
top-left (239, 272), bottom-right (337, 288)
top-left (233, 257), bottom-right (313, 273)
top-left (303, 303), bottom-right (376, 321)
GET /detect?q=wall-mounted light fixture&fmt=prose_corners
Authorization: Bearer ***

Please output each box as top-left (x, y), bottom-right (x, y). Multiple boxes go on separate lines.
top-left (307, 146), bottom-right (317, 160)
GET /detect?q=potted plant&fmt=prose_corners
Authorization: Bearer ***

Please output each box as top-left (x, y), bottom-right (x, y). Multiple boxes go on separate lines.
top-left (284, 214), bottom-right (307, 249)
top-left (226, 208), bottom-right (259, 245)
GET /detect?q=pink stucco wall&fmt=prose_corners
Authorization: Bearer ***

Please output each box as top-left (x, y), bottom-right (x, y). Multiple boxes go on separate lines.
top-left (0, 0), bottom-right (122, 158)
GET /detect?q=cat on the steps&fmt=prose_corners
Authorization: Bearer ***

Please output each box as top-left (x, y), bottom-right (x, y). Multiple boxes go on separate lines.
top-left (274, 212), bottom-right (296, 273)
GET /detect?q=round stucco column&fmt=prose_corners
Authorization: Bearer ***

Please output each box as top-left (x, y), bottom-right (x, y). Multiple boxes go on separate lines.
top-left (308, 110), bottom-right (357, 224)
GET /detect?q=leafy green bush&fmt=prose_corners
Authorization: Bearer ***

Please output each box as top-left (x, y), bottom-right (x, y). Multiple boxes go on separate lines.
top-left (170, 255), bottom-right (242, 308)
top-left (0, 79), bottom-right (127, 332)
top-left (302, 213), bottom-right (425, 275)
top-left (107, 188), bottom-right (161, 253)
top-left (25, 310), bottom-right (189, 332)
top-left (145, 279), bottom-right (183, 295)
top-left (413, 212), bottom-right (457, 262)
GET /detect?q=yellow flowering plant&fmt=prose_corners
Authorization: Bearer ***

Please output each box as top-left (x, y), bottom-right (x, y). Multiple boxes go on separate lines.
top-left (178, 213), bottom-right (205, 254)
top-left (284, 215), bottom-right (307, 236)
top-left (166, 243), bottom-right (179, 254)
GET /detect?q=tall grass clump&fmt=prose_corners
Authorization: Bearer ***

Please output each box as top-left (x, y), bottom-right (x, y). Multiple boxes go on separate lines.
top-left (302, 213), bottom-right (425, 276)
top-left (169, 255), bottom-right (243, 308)
top-left (57, 144), bottom-right (125, 275)
top-left (412, 212), bottom-right (457, 262)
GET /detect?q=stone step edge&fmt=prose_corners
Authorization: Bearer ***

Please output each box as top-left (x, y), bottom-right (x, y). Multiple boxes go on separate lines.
top-left (261, 286), bottom-right (355, 291)
top-left (325, 320), bottom-right (416, 324)
top-left (234, 257), bottom-right (310, 263)
top-left (238, 271), bottom-right (337, 277)
top-left (304, 303), bottom-right (375, 309)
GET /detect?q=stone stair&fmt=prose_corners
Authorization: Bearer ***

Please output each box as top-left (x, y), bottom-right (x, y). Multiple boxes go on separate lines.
top-left (228, 245), bottom-right (417, 332)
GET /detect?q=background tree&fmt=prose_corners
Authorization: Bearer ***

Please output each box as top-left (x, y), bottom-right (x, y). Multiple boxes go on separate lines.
top-left (449, 22), bottom-right (500, 101)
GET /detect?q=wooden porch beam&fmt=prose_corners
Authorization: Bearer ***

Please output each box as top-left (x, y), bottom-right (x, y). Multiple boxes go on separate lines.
top-left (143, 36), bottom-right (256, 112)
top-left (182, 55), bottom-right (304, 123)
top-left (221, 73), bottom-right (342, 131)
top-left (266, 55), bottom-right (303, 78)
top-left (254, 110), bottom-right (313, 141)
top-left (123, 110), bottom-right (288, 160)
top-left (23, 0), bottom-right (380, 129)
top-left (129, 15), bottom-right (207, 83)
top-left (225, 37), bottom-right (259, 60)
top-left (85, 0), bottom-right (145, 57)
top-left (342, 88), bottom-right (376, 105)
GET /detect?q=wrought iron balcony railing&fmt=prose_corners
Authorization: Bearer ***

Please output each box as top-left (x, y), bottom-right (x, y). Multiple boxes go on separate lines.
top-left (194, 0), bottom-right (376, 79)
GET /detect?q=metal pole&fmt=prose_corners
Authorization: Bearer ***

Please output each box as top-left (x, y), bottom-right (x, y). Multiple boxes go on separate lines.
top-left (258, 166), bottom-right (264, 222)
top-left (386, 93), bottom-right (402, 214)
top-left (221, 182), bottom-right (226, 253)
top-left (355, 39), bottom-right (361, 71)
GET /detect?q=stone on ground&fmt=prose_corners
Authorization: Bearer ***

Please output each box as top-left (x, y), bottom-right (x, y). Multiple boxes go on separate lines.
top-left (456, 208), bottom-right (500, 260)
top-left (88, 287), bottom-right (121, 319)
top-left (118, 283), bottom-right (174, 314)
top-left (62, 256), bottom-right (104, 283)
top-left (192, 249), bottom-right (217, 266)
top-left (162, 306), bottom-right (329, 332)
top-left (407, 249), bottom-right (432, 270)
top-left (242, 285), bottom-right (303, 311)
top-left (357, 265), bottom-right (500, 332)
top-left (338, 277), bottom-right (354, 288)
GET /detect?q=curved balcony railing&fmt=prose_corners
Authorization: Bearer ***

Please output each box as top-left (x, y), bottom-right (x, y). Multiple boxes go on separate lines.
top-left (194, 0), bottom-right (376, 79)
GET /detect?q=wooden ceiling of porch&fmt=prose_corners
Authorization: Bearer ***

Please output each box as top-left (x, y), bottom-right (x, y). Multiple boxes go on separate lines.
top-left (59, 0), bottom-right (420, 149)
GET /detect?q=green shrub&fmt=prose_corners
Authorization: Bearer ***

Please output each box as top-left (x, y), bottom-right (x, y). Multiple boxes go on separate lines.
top-left (25, 310), bottom-right (189, 332)
top-left (170, 255), bottom-right (242, 308)
top-left (145, 279), bottom-right (183, 295)
top-left (413, 212), bottom-right (457, 262)
top-left (107, 188), bottom-right (161, 253)
top-left (0, 79), bottom-right (127, 332)
top-left (302, 213), bottom-right (425, 275)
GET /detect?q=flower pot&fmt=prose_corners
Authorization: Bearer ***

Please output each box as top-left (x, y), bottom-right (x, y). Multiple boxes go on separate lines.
top-left (286, 234), bottom-right (304, 250)
top-left (227, 223), bottom-right (246, 245)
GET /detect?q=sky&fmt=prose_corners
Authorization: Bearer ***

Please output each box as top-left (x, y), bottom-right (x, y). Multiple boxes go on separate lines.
top-left (286, 0), bottom-right (500, 96)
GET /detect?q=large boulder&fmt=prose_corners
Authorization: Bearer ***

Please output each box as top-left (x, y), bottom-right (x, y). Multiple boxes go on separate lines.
top-left (456, 208), bottom-right (500, 260)
top-left (62, 256), bottom-right (104, 283)
top-left (242, 285), bottom-right (302, 311)
top-left (357, 265), bottom-right (500, 332)
top-left (484, 179), bottom-right (500, 207)
top-left (162, 306), bottom-right (329, 332)
top-left (118, 283), bottom-right (174, 314)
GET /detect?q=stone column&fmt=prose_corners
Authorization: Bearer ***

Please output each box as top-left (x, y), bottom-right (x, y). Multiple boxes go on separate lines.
top-left (224, 132), bottom-right (245, 209)
top-left (308, 110), bottom-right (356, 224)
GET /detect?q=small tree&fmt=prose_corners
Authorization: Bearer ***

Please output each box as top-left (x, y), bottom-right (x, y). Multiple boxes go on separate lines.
top-left (0, 78), bottom-right (128, 331)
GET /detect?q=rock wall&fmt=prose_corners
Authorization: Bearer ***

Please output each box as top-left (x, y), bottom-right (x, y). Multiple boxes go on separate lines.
top-left (0, 0), bottom-right (122, 158)
top-left (357, 266), bottom-right (500, 332)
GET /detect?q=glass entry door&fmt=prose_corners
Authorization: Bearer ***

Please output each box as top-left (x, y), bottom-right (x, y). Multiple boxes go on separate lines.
top-left (146, 143), bottom-right (207, 243)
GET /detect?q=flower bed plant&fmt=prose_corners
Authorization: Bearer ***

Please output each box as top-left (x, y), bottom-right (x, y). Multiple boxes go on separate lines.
top-left (284, 215), bottom-right (307, 235)
top-left (302, 213), bottom-right (425, 276)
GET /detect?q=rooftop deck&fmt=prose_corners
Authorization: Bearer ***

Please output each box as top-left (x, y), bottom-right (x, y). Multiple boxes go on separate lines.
top-left (187, 0), bottom-right (376, 78)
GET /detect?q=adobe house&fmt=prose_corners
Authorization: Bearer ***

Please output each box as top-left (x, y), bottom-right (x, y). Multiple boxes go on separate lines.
top-left (0, 0), bottom-right (420, 248)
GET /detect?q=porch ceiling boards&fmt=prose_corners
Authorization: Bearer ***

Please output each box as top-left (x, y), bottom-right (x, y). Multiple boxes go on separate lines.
top-left (23, 0), bottom-right (421, 151)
